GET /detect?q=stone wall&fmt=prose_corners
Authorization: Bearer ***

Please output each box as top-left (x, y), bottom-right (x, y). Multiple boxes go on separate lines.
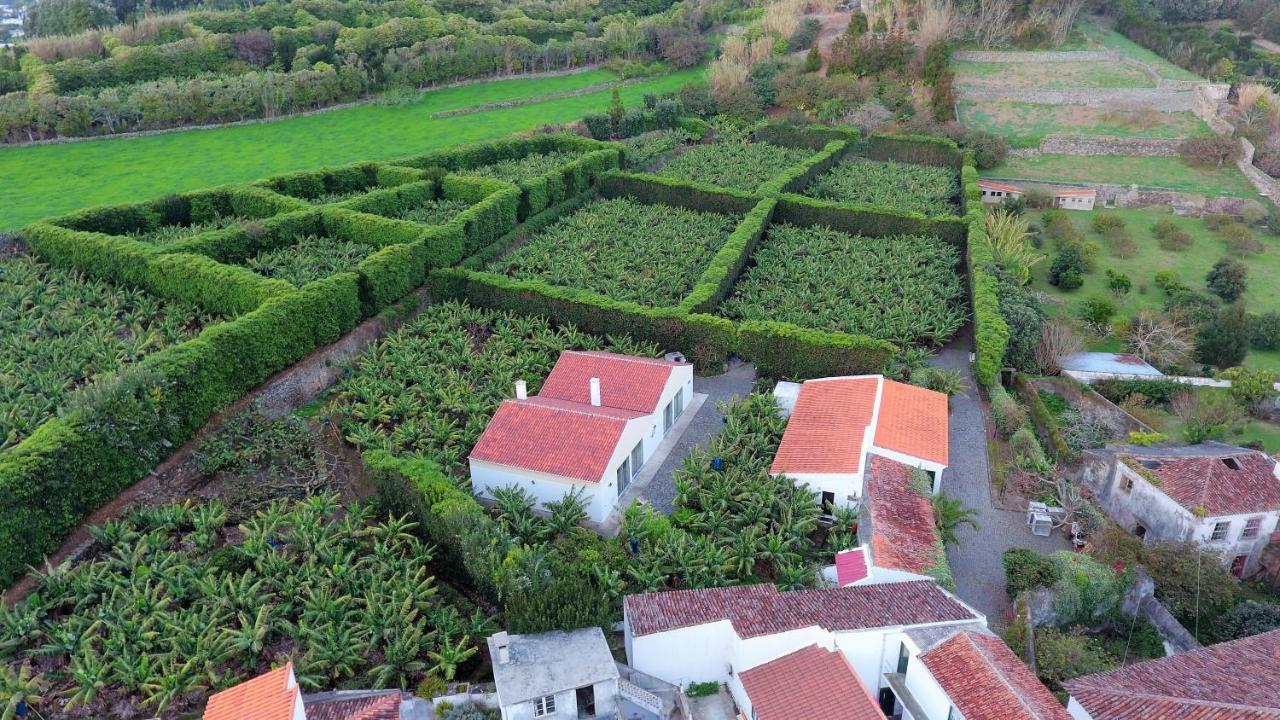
top-left (1036, 135), bottom-right (1184, 157)
top-left (955, 86), bottom-right (1198, 111)
top-left (1124, 571), bottom-right (1201, 654)
top-left (982, 177), bottom-right (1264, 214)
top-left (1237, 137), bottom-right (1280, 207)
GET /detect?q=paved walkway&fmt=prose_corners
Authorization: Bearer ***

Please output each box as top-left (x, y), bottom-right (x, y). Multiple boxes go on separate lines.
top-left (932, 332), bottom-right (1069, 627)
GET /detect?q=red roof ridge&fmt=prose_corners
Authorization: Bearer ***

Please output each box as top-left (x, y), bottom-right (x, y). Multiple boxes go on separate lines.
top-left (517, 396), bottom-right (647, 421)
top-left (978, 180), bottom-right (1022, 193)
top-left (923, 632), bottom-right (1070, 720)
top-left (739, 645), bottom-right (886, 720)
top-left (203, 663), bottom-right (299, 720)
top-left (563, 349), bottom-right (689, 367)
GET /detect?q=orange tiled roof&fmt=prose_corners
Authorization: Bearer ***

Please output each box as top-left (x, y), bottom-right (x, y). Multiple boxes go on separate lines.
top-left (978, 180), bottom-right (1022, 194)
top-left (874, 380), bottom-right (949, 466)
top-left (203, 663), bottom-right (300, 720)
top-left (921, 632), bottom-right (1072, 720)
top-left (1119, 451), bottom-right (1280, 516)
top-left (539, 350), bottom-right (685, 414)
top-left (770, 377), bottom-right (878, 476)
top-left (307, 692), bottom-right (400, 720)
top-left (739, 645), bottom-right (885, 720)
top-left (469, 398), bottom-right (641, 483)
top-left (865, 455), bottom-right (941, 575)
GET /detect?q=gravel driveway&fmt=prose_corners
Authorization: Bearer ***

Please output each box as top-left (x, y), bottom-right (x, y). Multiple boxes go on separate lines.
top-left (932, 332), bottom-right (1069, 626)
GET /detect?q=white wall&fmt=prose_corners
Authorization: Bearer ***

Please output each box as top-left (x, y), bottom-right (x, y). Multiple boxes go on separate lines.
top-left (1066, 696), bottom-right (1095, 720)
top-left (628, 621), bottom-right (738, 686)
top-left (785, 471), bottom-right (864, 508)
top-left (901, 650), bottom-right (955, 720)
top-left (501, 687), bottom-right (577, 720)
top-left (471, 461), bottom-right (616, 523)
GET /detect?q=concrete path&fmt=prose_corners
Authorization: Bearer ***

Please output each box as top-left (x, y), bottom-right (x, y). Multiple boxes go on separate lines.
top-left (931, 331), bottom-right (1069, 627)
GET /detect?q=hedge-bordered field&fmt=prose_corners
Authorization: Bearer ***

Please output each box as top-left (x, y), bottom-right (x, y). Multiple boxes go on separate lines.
top-left (655, 141), bottom-right (815, 192)
top-left (719, 223), bottom-right (968, 347)
top-left (461, 151), bottom-right (584, 184)
top-left (803, 157), bottom-right (961, 217)
top-left (487, 197), bottom-right (739, 306)
top-left (244, 234), bottom-right (381, 287)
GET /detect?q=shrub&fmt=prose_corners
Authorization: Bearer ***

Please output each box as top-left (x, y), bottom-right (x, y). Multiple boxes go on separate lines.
top-left (1049, 245), bottom-right (1087, 289)
top-left (654, 98), bottom-right (682, 129)
top-left (678, 83), bottom-right (718, 117)
top-left (1250, 310), bottom-right (1280, 350)
top-left (1091, 212), bottom-right (1126, 234)
top-left (1106, 269), bottom-right (1131, 296)
top-left (1050, 551), bottom-right (1127, 626)
top-left (1159, 228), bottom-right (1193, 251)
top-left (991, 384), bottom-right (1029, 439)
top-left (1011, 426), bottom-right (1048, 471)
top-left (1196, 303), bottom-right (1250, 368)
top-left (583, 112), bottom-right (612, 140)
top-left (1183, 392), bottom-right (1244, 443)
top-left (617, 110), bottom-right (648, 139)
top-left (686, 681), bottom-right (721, 698)
top-left (1179, 136), bottom-right (1241, 166)
top-left (1206, 257), bottom-right (1248, 303)
top-left (1128, 431), bottom-right (1168, 446)
top-left (1151, 217), bottom-right (1178, 238)
top-left (1218, 601), bottom-right (1280, 642)
top-left (997, 270), bottom-right (1047, 373)
top-left (1222, 222), bottom-right (1265, 254)
top-left (1144, 542), bottom-right (1240, 628)
top-left (1003, 547), bottom-right (1059, 597)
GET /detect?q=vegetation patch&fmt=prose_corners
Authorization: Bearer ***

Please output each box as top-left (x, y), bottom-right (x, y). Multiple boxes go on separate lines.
top-left (720, 223), bottom-right (967, 347)
top-left (487, 197), bottom-right (737, 306)
top-left (332, 301), bottom-right (659, 475)
top-left (804, 157), bottom-right (960, 216)
top-left (0, 496), bottom-right (487, 717)
top-left (0, 254), bottom-right (218, 449)
top-left (461, 151), bottom-right (582, 184)
top-left (127, 216), bottom-right (250, 245)
top-left (243, 235), bottom-right (377, 287)
top-left (655, 141), bottom-right (814, 192)
top-left (389, 198), bottom-right (474, 226)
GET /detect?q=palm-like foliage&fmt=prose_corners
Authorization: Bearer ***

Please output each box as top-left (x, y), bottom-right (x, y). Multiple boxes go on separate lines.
top-left (805, 157), bottom-right (960, 217)
top-left (931, 494), bottom-right (981, 546)
top-left (985, 209), bottom-right (1044, 285)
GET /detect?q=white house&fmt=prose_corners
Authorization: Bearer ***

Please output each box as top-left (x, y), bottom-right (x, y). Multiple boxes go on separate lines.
top-left (1053, 187), bottom-right (1096, 211)
top-left (978, 179), bottom-right (1024, 204)
top-left (469, 351), bottom-right (694, 523)
top-left (1064, 628), bottom-right (1280, 719)
top-left (1082, 443), bottom-right (1280, 576)
top-left (487, 629), bottom-right (621, 720)
top-left (770, 376), bottom-right (949, 511)
top-left (202, 663), bottom-right (404, 720)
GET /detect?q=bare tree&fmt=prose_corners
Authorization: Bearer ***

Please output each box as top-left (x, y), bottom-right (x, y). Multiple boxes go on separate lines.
top-left (1035, 319), bottom-right (1082, 375)
top-left (973, 0), bottom-right (1016, 48)
top-left (1127, 310), bottom-right (1194, 370)
top-left (1170, 388), bottom-right (1198, 422)
top-left (1029, 0), bottom-right (1085, 46)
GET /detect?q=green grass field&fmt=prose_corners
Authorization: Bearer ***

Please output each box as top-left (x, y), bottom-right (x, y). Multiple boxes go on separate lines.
top-left (952, 58), bottom-right (1154, 88)
top-left (958, 101), bottom-right (1211, 148)
top-left (1133, 386), bottom-right (1280, 453)
top-left (985, 154), bottom-right (1262, 199)
top-left (1025, 207), bottom-right (1280, 373)
top-left (1079, 20), bottom-right (1203, 81)
top-left (0, 68), bottom-right (703, 229)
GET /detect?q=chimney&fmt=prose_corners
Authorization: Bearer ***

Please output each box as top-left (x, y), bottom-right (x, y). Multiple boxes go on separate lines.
top-left (515, 380), bottom-right (527, 400)
top-left (590, 377), bottom-right (601, 407)
top-left (493, 631), bottom-right (510, 664)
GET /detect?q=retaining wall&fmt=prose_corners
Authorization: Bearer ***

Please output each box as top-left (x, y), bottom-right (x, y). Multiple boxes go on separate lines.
top-left (1238, 137), bottom-right (1280, 206)
top-left (953, 49), bottom-right (1117, 63)
top-left (1035, 135), bottom-right (1185, 156)
top-left (982, 177), bottom-right (1263, 214)
top-left (956, 86), bottom-right (1198, 111)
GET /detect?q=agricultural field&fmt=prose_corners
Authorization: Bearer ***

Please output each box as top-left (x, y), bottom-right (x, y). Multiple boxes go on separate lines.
top-left (461, 151), bottom-right (582, 184)
top-left (0, 496), bottom-right (487, 718)
top-left (487, 197), bottom-right (738, 306)
top-left (621, 128), bottom-right (700, 170)
top-left (952, 58), bottom-right (1155, 89)
top-left (957, 102), bottom-right (1212, 149)
top-left (331, 302), bottom-right (660, 474)
top-left (243, 235), bottom-right (377, 287)
top-left (655, 141), bottom-right (814, 192)
top-left (381, 197), bottom-right (474, 226)
top-left (804, 157), bottom-right (960, 216)
top-left (0, 67), bottom-right (703, 230)
top-left (0, 250), bottom-right (218, 449)
top-left (985, 154), bottom-right (1262, 199)
top-left (1025, 207), bottom-right (1280, 372)
top-left (126, 216), bottom-right (248, 245)
top-left (719, 223), bottom-right (967, 347)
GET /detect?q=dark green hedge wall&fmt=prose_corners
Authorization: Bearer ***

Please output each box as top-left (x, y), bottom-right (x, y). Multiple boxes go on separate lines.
top-left (596, 172), bottom-right (761, 215)
top-left (737, 320), bottom-right (896, 380)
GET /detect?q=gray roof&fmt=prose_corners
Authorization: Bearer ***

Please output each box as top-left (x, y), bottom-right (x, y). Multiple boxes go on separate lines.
top-left (488, 628), bottom-right (619, 705)
top-left (1061, 352), bottom-right (1163, 377)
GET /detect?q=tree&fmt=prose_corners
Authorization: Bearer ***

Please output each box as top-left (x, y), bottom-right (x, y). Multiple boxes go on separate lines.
top-left (24, 0), bottom-right (115, 36)
top-left (1048, 244), bottom-right (1087, 289)
top-left (802, 45), bottom-right (821, 73)
top-left (1205, 257), bottom-right (1248, 302)
top-left (607, 87), bottom-right (625, 134)
top-left (986, 211), bottom-right (1043, 285)
top-left (1153, 0), bottom-right (1224, 21)
top-left (1143, 542), bottom-right (1240, 629)
top-left (1250, 310), bottom-right (1280, 350)
top-left (1078, 295), bottom-right (1117, 335)
top-left (931, 494), bottom-right (980, 545)
top-left (1127, 310), bottom-right (1194, 370)
top-left (1179, 135), bottom-right (1240, 167)
top-left (1218, 601), bottom-right (1280, 641)
top-left (1217, 366), bottom-right (1279, 416)
top-left (1196, 303), bottom-right (1250, 368)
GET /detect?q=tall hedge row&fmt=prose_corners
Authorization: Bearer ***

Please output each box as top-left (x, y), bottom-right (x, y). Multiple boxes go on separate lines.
top-left (680, 197), bottom-right (776, 313)
top-left (337, 179), bottom-right (439, 219)
top-left (852, 133), bottom-right (966, 171)
top-left (963, 163), bottom-right (1010, 388)
top-left (596, 172), bottom-right (761, 215)
top-left (443, 176), bottom-right (522, 255)
top-left (738, 321), bottom-right (897, 379)
top-left (460, 190), bottom-right (597, 270)
top-left (751, 122), bottom-right (859, 151)
top-left (775, 194), bottom-right (968, 246)
top-left (252, 161), bottom-right (417, 201)
top-left (49, 186), bottom-right (307, 236)
top-left (756, 140), bottom-right (846, 196)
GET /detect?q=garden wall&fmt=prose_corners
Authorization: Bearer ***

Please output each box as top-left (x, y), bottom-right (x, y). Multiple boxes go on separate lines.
top-left (952, 50), bottom-right (1118, 62)
top-left (1035, 135), bottom-right (1184, 157)
top-left (981, 177), bottom-right (1262, 214)
top-left (956, 86), bottom-right (1198, 111)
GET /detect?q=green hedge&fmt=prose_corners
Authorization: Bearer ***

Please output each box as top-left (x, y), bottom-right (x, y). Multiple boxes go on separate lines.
top-left (460, 191), bottom-right (597, 270)
top-left (393, 133), bottom-right (612, 172)
top-left (680, 197), bottom-right (775, 313)
top-left (964, 164), bottom-right (1009, 388)
top-left (775, 194), bottom-right (968, 246)
top-left (851, 133), bottom-right (966, 171)
top-left (48, 186), bottom-right (306, 236)
top-left (1014, 375), bottom-right (1074, 462)
top-left (321, 206), bottom-right (429, 249)
top-left (752, 122), bottom-right (859, 151)
top-left (253, 161), bottom-right (406, 201)
top-left (338, 179), bottom-right (439, 219)
top-left (737, 320), bottom-right (896, 380)
top-left (428, 267), bottom-right (735, 371)
top-left (443, 176), bottom-right (522, 255)
top-left (596, 172), bottom-right (761, 215)
top-left (757, 141), bottom-right (846, 196)
top-left (355, 241), bottom-right (427, 316)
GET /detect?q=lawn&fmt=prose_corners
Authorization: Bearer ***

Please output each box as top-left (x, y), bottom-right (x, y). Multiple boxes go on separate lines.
top-left (1025, 207), bottom-right (1280, 373)
top-left (958, 101), bottom-right (1212, 148)
top-left (0, 67), bottom-right (704, 230)
top-left (1079, 20), bottom-right (1204, 82)
top-left (1125, 386), bottom-right (1280, 453)
top-left (985, 154), bottom-right (1262, 199)
top-left (952, 59), bottom-right (1154, 88)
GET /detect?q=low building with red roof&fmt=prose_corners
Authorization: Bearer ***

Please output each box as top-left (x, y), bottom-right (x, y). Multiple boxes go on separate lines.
top-left (469, 350), bottom-right (693, 523)
top-left (770, 375), bottom-right (949, 511)
top-left (1064, 628), bottom-right (1280, 719)
top-left (1053, 186), bottom-right (1097, 211)
top-left (862, 455), bottom-right (946, 583)
top-left (204, 663), bottom-right (305, 720)
top-left (978, 179), bottom-right (1025, 204)
top-left (1083, 442), bottom-right (1280, 577)
top-left (734, 645), bottom-right (886, 720)
top-left (908, 630), bottom-right (1073, 720)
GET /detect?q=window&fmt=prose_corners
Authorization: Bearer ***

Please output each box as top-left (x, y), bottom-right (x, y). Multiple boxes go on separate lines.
top-left (674, 387), bottom-right (684, 417)
top-left (1211, 521), bottom-right (1230, 542)
top-left (947, 708), bottom-right (959, 720)
top-left (663, 401), bottom-right (674, 435)
top-left (628, 441), bottom-right (644, 484)
top-left (896, 642), bottom-right (910, 675)
top-left (1122, 475), bottom-right (1134, 493)
top-left (616, 457), bottom-right (630, 490)
top-left (533, 695), bottom-right (556, 717)
top-left (1243, 517), bottom-right (1263, 539)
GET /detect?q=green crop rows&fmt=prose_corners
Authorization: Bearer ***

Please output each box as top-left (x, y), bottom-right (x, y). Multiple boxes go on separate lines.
top-left (805, 157), bottom-right (960, 216)
top-left (462, 151), bottom-right (583, 184)
top-left (244, 235), bottom-right (378, 287)
top-left (332, 302), bottom-right (660, 474)
top-left (721, 223), bottom-right (968, 346)
top-left (0, 254), bottom-right (217, 449)
top-left (488, 197), bottom-right (737, 306)
top-left (127, 216), bottom-right (247, 245)
top-left (656, 141), bottom-right (814, 192)
top-left (389, 198), bottom-right (474, 225)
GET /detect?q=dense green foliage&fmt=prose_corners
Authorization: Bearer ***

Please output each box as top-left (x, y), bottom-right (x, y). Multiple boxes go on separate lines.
top-left (488, 197), bottom-right (736, 306)
top-left (721, 223), bottom-right (967, 347)
top-left (461, 152), bottom-right (581, 184)
top-left (244, 234), bottom-right (377, 287)
top-left (805, 157), bottom-right (960, 216)
top-left (389, 198), bottom-right (474, 226)
top-left (0, 253), bottom-right (217, 449)
top-left (657, 141), bottom-right (814, 192)
top-left (0, 496), bottom-right (485, 717)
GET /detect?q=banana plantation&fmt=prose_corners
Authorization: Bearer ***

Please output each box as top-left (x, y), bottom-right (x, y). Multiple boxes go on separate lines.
top-left (243, 234), bottom-right (379, 288)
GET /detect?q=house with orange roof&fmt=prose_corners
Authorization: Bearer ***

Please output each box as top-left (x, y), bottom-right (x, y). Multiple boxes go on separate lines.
top-left (203, 664), bottom-right (405, 720)
top-left (770, 375), bottom-right (949, 513)
top-left (469, 350), bottom-right (694, 523)
top-left (1053, 187), bottom-right (1097, 211)
top-left (978, 179), bottom-right (1025, 204)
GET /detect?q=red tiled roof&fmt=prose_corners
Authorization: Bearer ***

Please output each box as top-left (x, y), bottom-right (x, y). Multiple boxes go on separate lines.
top-left (770, 377), bottom-right (878, 476)
top-left (921, 632), bottom-right (1071, 720)
top-left (866, 456), bottom-right (941, 576)
top-left (978, 180), bottom-right (1022, 194)
top-left (624, 580), bottom-right (976, 638)
top-left (307, 693), bottom-right (400, 720)
top-left (469, 398), bottom-right (640, 483)
top-left (1055, 188), bottom-right (1096, 197)
top-left (1121, 451), bottom-right (1280, 516)
top-left (874, 380), bottom-right (949, 466)
top-left (203, 663), bottom-right (300, 720)
top-left (539, 350), bottom-right (685, 414)
top-left (834, 547), bottom-right (870, 586)
top-left (740, 645), bottom-right (885, 720)
top-left (1064, 629), bottom-right (1280, 719)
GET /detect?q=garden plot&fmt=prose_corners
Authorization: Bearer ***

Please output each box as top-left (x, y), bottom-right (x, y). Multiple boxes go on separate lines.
top-left (804, 157), bottom-right (961, 216)
top-left (720, 223), bottom-right (967, 347)
top-left (487, 197), bottom-right (739, 306)
top-left (332, 301), bottom-right (660, 474)
top-left (459, 151), bottom-right (582, 184)
top-left (126, 215), bottom-right (252, 245)
top-left (958, 102), bottom-right (1212, 149)
top-left (242, 234), bottom-right (378, 287)
top-left (655, 141), bottom-right (815, 192)
top-left (0, 250), bottom-right (218, 450)
top-left (381, 197), bottom-right (474, 225)
top-left (952, 59), bottom-right (1155, 89)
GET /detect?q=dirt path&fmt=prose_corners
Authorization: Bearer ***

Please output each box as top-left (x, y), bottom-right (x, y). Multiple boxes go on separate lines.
top-left (2, 290), bottom-right (432, 607)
